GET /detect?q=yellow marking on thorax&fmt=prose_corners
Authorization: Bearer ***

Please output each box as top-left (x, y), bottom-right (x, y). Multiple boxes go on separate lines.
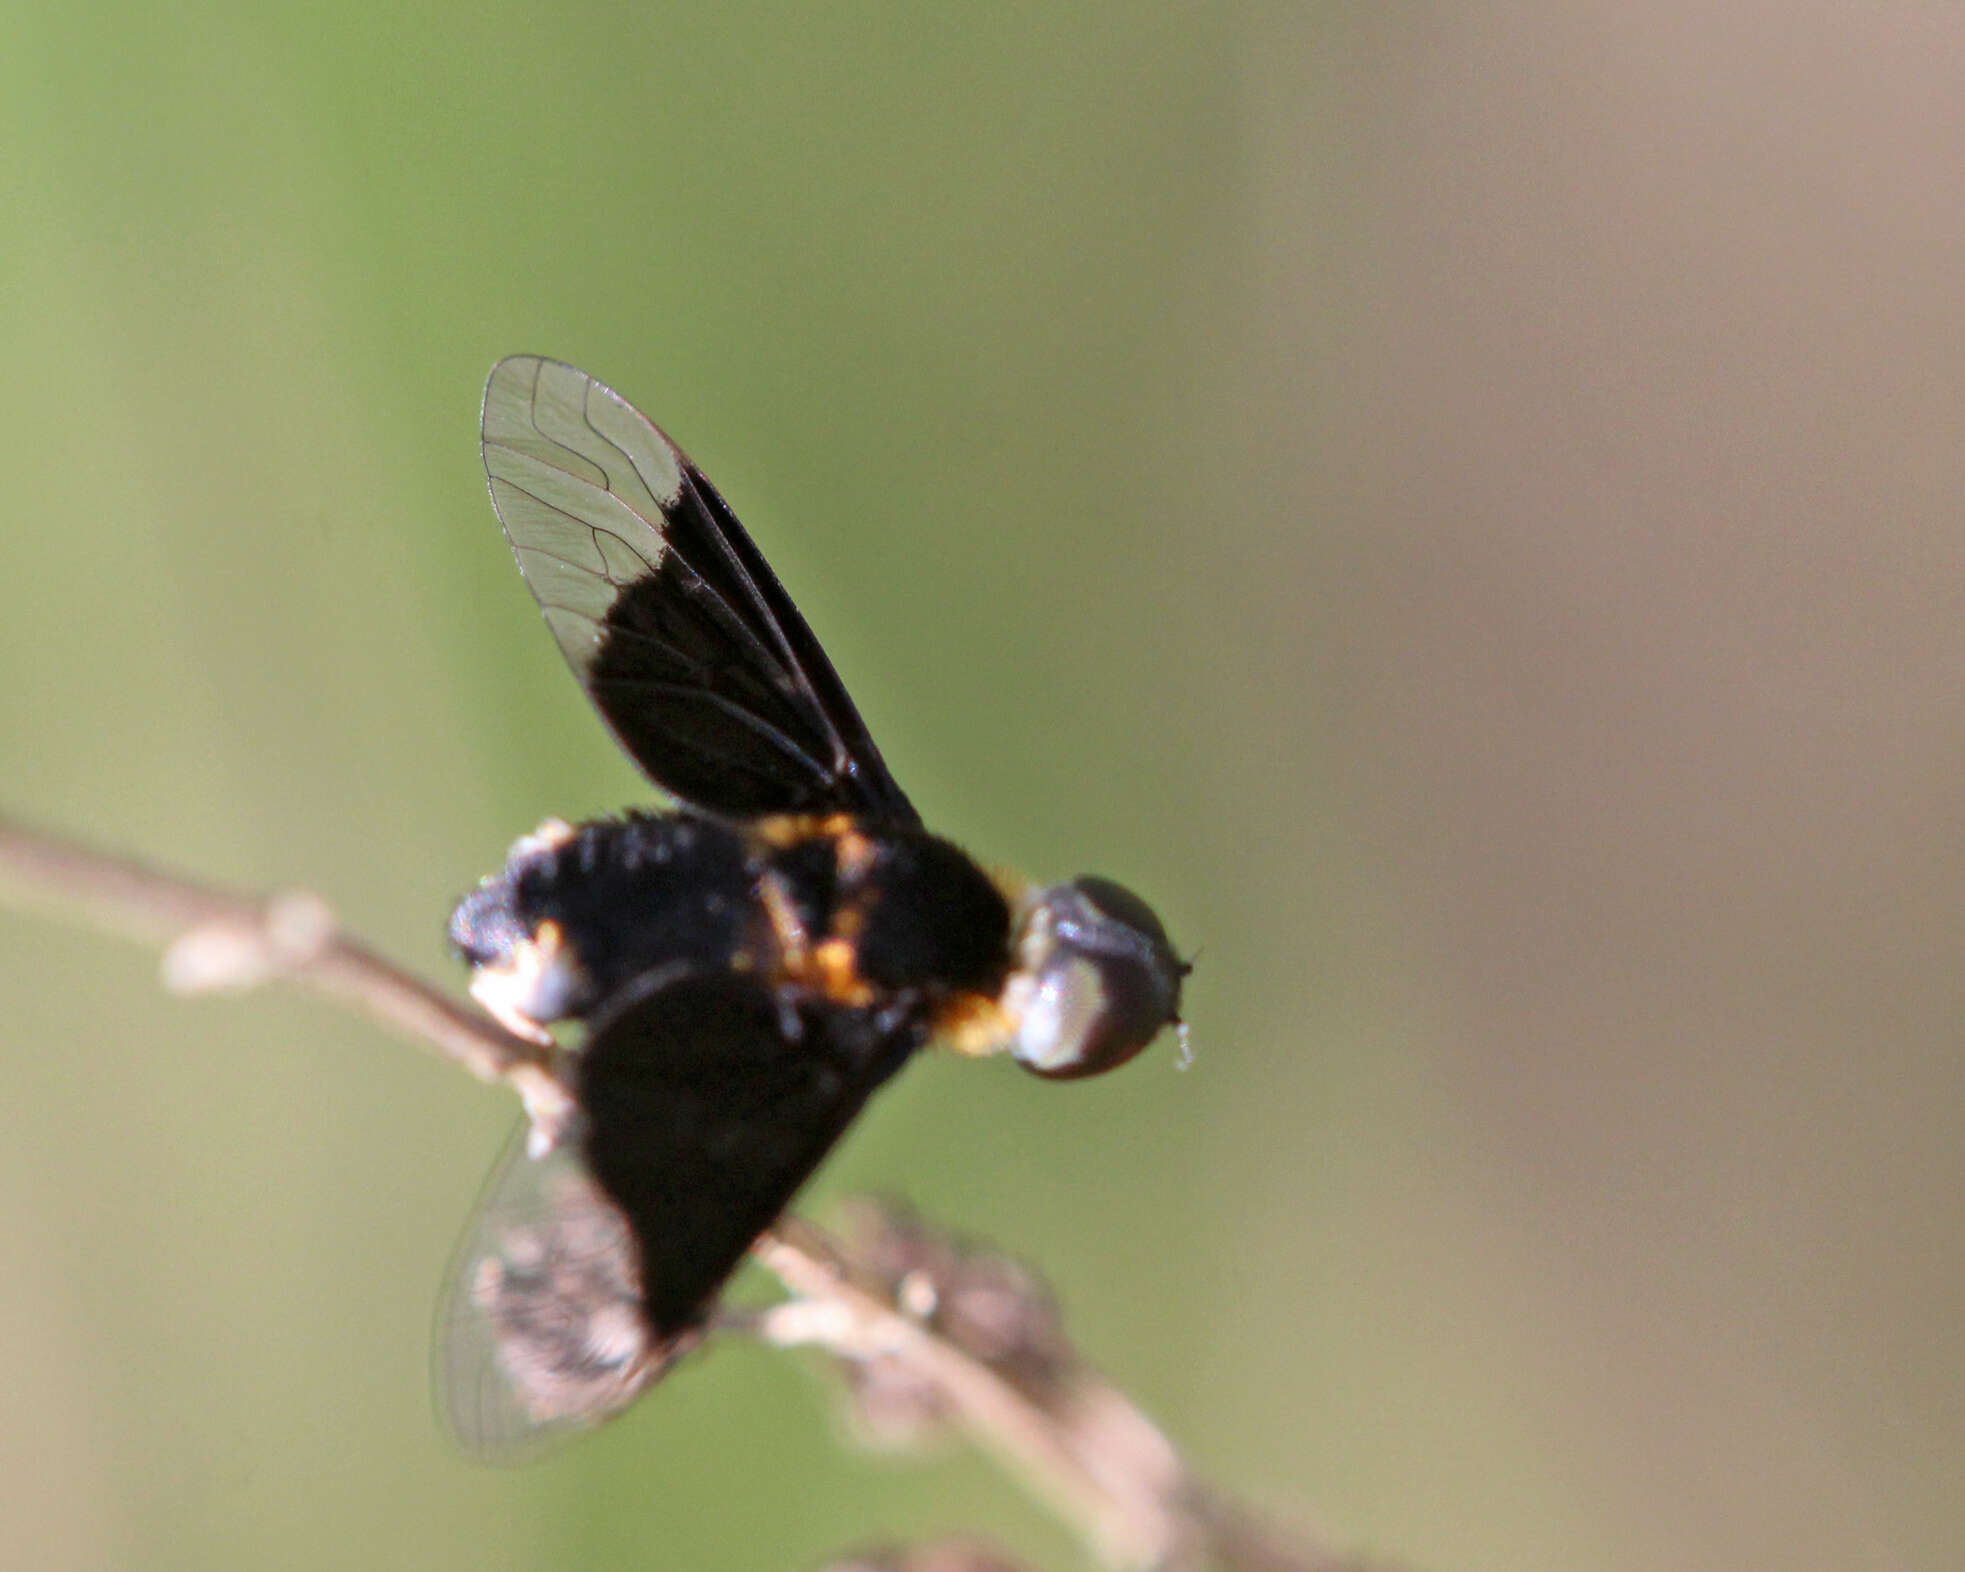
top-left (747, 811), bottom-right (860, 850)
top-left (755, 854), bottom-right (879, 1008)
top-left (932, 990), bottom-right (1015, 1057)
top-left (810, 936), bottom-right (877, 1007)
top-left (834, 826), bottom-right (878, 881)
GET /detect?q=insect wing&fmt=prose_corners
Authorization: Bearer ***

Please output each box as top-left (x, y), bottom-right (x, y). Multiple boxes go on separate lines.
top-left (481, 356), bottom-right (917, 822)
top-left (438, 971), bottom-right (920, 1458)
top-left (435, 1123), bottom-right (681, 1462)
top-left (576, 969), bottom-right (921, 1340)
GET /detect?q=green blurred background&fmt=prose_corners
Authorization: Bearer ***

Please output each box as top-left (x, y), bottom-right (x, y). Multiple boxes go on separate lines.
top-left (4, 6), bottom-right (1962, 1570)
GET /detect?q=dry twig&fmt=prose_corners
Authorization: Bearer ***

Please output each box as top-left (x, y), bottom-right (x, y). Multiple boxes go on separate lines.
top-left (0, 812), bottom-right (1395, 1572)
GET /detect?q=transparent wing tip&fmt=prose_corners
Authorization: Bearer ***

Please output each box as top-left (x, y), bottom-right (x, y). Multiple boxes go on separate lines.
top-left (435, 1131), bottom-right (677, 1462)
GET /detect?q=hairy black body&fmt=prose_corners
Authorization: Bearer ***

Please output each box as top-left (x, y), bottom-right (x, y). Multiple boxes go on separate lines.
top-left (439, 358), bottom-right (1185, 1455)
top-left (449, 810), bottom-right (1013, 1037)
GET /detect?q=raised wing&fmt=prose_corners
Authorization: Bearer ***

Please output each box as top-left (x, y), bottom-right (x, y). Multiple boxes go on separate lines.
top-left (437, 968), bottom-right (921, 1456)
top-left (480, 356), bottom-right (918, 823)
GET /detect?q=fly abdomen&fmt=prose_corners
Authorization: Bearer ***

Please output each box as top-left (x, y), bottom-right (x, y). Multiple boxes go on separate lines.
top-left (450, 813), bottom-right (758, 1033)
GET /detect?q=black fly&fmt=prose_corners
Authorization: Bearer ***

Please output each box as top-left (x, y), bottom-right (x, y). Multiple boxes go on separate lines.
top-left (440, 358), bottom-right (1187, 1454)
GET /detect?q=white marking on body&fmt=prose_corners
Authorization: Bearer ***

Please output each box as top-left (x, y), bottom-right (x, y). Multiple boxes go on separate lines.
top-left (512, 818), bottom-right (575, 858)
top-left (470, 921), bottom-right (585, 1049)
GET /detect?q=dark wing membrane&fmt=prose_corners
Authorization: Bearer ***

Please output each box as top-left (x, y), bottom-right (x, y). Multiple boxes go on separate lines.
top-left (435, 970), bottom-right (921, 1459)
top-left (577, 969), bottom-right (920, 1340)
top-left (481, 356), bottom-right (917, 823)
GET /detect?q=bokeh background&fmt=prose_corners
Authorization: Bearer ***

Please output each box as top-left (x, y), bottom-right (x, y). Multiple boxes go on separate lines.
top-left (4, 6), bottom-right (1961, 1570)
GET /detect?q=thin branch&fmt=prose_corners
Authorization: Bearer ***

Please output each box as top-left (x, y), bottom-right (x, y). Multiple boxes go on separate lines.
top-left (0, 812), bottom-right (1396, 1572)
top-left (0, 814), bottom-right (574, 1135)
top-left (755, 1219), bottom-right (1190, 1571)
top-left (755, 1210), bottom-right (1385, 1572)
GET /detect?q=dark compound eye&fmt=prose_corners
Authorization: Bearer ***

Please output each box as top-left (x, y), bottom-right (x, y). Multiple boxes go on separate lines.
top-left (1007, 877), bottom-right (1187, 1080)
